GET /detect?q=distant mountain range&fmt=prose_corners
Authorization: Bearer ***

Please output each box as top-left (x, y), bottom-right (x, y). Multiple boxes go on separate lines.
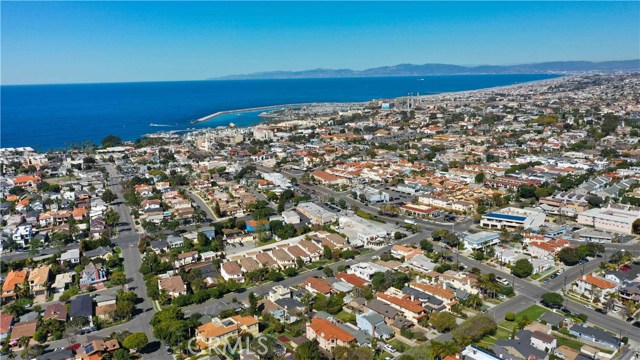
top-left (210, 59), bottom-right (640, 80)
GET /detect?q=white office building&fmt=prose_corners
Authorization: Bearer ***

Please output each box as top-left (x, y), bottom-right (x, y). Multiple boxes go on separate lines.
top-left (480, 207), bottom-right (546, 230)
top-left (577, 204), bottom-right (640, 235)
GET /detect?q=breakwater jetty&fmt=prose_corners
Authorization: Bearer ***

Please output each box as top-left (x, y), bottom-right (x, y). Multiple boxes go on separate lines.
top-left (191, 103), bottom-right (310, 124)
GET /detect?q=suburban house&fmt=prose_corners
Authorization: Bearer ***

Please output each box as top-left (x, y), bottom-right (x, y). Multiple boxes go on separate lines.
top-left (376, 290), bottom-right (426, 324)
top-left (44, 303), bottom-right (68, 322)
top-left (9, 320), bottom-right (38, 342)
top-left (356, 311), bottom-right (394, 339)
top-left (221, 261), bottom-right (244, 282)
top-left (573, 275), bottom-right (617, 302)
top-left (0, 314), bottom-right (13, 341)
top-left (2, 269), bottom-right (27, 300)
top-left (306, 317), bottom-right (356, 351)
top-left (70, 294), bottom-right (93, 321)
top-left (83, 246), bottom-right (113, 260)
top-left (196, 315), bottom-right (259, 349)
top-left (303, 276), bottom-right (332, 296)
top-left (158, 275), bottom-right (187, 298)
top-left (569, 324), bottom-right (620, 350)
top-left (530, 330), bottom-right (557, 352)
top-left (79, 262), bottom-right (108, 289)
top-left (28, 265), bottom-right (51, 297)
top-left (60, 248), bottom-right (80, 264)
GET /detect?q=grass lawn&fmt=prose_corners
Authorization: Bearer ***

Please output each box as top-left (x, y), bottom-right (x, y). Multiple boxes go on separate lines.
top-left (306, 260), bottom-right (328, 269)
top-left (495, 326), bottom-right (512, 340)
top-left (516, 305), bottom-right (548, 322)
top-left (501, 305), bottom-right (548, 331)
top-left (477, 336), bottom-right (497, 346)
top-left (555, 335), bottom-right (584, 350)
top-left (377, 351), bottom-right (393, 360)
top-left (335, 310), bottom-right (356, 324)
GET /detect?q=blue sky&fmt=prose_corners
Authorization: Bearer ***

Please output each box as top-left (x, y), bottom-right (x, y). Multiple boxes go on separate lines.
top-left (2, 1), bottom-right (639, 85)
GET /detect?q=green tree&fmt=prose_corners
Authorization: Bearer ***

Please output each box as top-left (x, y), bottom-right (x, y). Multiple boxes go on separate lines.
top-left (557, 247), bottom-right (583, 266)
top-left (430, 341), bottom-right (460, 359)
top-left (451, 315), bottom-right (496, 346)
top-left (213, 201), bottom-right (222, 218)
top-left (323, 245), bottom-right (333, 260)
top-left (429, 311), bottom-right (457, 333)
top-left (294, 340), bottom-right (327, 360)
top-left (419, 239), bottom-right (433, 252)
top-left (122, 332), bottom-right (149, 351)
top-left (110, 271), bottom-right (127, 286)
top-left (475, 172), bottom-right (485, 184)
top-left (102, 135), bottom-right (122, 147)
top-left (323, 267), bottom-right (334, 277)
top-left (248, 292), bottom-right (258, 316)
top-left (28, 238), bottom-right (43, 257)
top-left (101, 189), bottom-right (117, 203)
top-left (512, 259), bottom-right (533, 278)
top-left (541, 292), bottom-right (564, 308)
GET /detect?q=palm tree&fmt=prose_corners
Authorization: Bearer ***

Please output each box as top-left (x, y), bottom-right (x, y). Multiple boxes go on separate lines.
top-left (464, 294), bottom-right (483, 310)
top-left (15, 281), bottom-right (30, 300)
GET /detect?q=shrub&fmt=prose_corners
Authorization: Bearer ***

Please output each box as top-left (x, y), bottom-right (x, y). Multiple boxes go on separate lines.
top-left (505, 312), bottom-right (515, 321)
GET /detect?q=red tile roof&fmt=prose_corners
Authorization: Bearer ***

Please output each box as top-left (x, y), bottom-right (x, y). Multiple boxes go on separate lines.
top-left (304, 276), bottom-right (332, 294)
top-left (377, 292), bottom-right (424, 314)
top-left (307, 318), bottom-right (355, 343)
top-left (580, 275), bottom-right (616, 289)
top-left (336, 272), bottom-right (367, 287)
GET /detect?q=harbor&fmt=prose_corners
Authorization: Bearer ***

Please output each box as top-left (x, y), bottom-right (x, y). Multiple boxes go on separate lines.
top-left (190, 104), bottom-right (309, 124)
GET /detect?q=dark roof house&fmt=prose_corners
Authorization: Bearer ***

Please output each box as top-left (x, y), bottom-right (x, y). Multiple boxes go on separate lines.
top-left (70, 294), bottom-right (93, 319)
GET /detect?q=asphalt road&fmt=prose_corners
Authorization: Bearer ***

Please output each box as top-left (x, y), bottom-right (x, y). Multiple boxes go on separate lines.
top-left (15, 163), bottom-right (640, 358)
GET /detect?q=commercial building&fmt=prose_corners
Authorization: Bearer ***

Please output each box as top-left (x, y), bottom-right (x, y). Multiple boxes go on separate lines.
top-left (355, 186), bottom-right (390, 204)
top-left (577, 204), bottom-right (640, 235)
top-left (296, 202), bottom-right (337, 225)
top-left (480, 207), bottom-right (546, 230)
top-left (338, 215), bottom-right (389, 248)
top-left (463, 231), bottom-right (501, 250)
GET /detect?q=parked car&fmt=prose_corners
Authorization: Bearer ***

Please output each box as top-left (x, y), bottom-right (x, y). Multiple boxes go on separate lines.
top-left (383, 344), bottom-right (397, 353)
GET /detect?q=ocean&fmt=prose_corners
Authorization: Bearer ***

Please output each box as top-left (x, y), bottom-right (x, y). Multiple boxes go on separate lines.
top-left (1, 74), bottom-right (560, 150)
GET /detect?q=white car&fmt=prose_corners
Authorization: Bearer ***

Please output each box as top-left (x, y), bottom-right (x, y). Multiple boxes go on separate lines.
top-left (383, 344), bottom-right (397, 353)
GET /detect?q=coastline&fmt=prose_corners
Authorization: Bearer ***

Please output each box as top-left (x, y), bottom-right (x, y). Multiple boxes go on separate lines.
top-left (190, 74), bottom-right (567, 126)
top-left (1, 74), bottom-right (565, 150)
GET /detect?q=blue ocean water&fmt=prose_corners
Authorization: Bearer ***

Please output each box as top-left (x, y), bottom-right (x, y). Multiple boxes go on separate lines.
top-left (1, 74), bottom-right (560, 150)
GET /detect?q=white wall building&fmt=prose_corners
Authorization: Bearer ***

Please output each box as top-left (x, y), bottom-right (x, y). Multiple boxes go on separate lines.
top-left (480, 207), bottom-right (546, 230)
top-left (577, 204), bottom-right (640, 235)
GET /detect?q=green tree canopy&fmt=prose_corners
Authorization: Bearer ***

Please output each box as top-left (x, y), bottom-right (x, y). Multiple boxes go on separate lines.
top-left (102, 135), bottom-right (122, 147)
top-left (122, 332), bottom-right (149, 350)
top-left (512, 259), bottom-right (533, 278)
top-left (541, 292), bottom-right (564, 308)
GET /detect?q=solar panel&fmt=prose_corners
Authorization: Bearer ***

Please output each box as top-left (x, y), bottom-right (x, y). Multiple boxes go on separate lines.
top-left (485, 213), bottom-right (526, 222)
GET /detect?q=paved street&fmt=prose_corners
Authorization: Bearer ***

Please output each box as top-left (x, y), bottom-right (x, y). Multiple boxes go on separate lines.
top-left (100, 163), bottom-right (172, 360)
top-left (22, 164), bottom-right (640, 358)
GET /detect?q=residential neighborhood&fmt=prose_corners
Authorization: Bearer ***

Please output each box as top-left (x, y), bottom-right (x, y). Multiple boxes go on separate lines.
top-left (2, 73), bottom-right (640, 360)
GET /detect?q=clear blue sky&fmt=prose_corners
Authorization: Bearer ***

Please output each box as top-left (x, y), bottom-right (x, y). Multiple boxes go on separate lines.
top-left (2, 1), bottom-right (639, 85)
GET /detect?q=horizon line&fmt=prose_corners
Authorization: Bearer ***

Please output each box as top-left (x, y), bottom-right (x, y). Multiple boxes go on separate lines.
top-left (2, 58), bottom-right (638, 86)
